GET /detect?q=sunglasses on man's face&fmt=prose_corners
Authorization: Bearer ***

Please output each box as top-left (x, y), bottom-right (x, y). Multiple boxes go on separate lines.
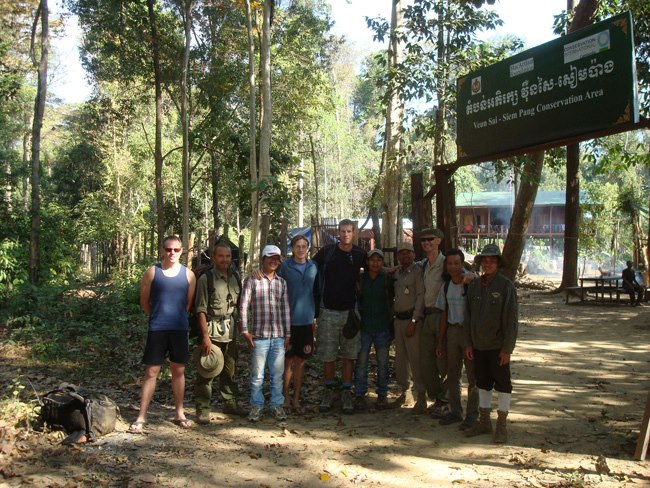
top-left (164, 247), bottom-right (182, 253)
top-left (421, 237), bottom-right (436, 242)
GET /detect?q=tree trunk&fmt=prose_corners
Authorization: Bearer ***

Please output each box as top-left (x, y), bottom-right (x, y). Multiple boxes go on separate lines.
top-left (3, 157), bottom-right (11, 215)
top-left (381, 0), bottom-right (405, 265)
top-left (147, 0), bottom-right (165, 246)
top-left (210, 151), bottom-right (220, 233)
top-left (180, 0), bottom-right (192, 264)
top-left (22, 109), bottom-right (30, 212)
top-left (501, 151), bottom-right (545, 281)
top-left (28, 0), bottom-right (48, 284)
top-left (257, 0), bottom-right (273, 254)
top-left (433, 0), bottom-right (446, 168)
top-left (245, 0), bottom-right (260, 271)
top-left (309, 134), bottom-right (320, 224)
top-left (560, 0), bottom-right (598, 289)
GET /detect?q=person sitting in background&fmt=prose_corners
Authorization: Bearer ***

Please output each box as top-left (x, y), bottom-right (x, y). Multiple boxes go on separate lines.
top-left (622, 260), bottom-right (644, 306)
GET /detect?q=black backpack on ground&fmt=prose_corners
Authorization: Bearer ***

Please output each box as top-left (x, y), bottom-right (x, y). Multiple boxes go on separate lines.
top-left (39, 383), bottom-right (118, 442)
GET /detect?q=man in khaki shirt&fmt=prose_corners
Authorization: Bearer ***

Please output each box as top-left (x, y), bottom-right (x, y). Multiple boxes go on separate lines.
top-left (418, 228), bottom-right (448, 417)
top-left (391, 242), bottom-right (426, 412)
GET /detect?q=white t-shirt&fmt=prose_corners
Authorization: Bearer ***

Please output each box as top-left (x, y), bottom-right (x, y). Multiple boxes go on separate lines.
top-left (435, 280), bottom-right (466, 325)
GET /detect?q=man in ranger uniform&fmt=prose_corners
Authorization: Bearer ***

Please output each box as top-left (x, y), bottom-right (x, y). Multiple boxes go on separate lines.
top-left (194, 242), bottom-right (246, 423)
top-left (391, 242), bottom-right (426, 412)
top-left (464, 244), bottom-right (518, 444)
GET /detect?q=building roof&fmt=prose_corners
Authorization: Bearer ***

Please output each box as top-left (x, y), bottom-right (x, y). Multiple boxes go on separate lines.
top-left (457, 190), bottom-right (588, 208)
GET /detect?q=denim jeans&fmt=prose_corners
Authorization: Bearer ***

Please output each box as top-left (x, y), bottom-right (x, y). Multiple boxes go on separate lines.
top-left (249, 337), bottom-right (285, 408)
top-left (354, 329), bottom-right (391, 396)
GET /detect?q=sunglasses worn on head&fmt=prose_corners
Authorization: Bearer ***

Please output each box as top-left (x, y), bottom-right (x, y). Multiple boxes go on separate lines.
top-left (164, 247), bottom-right (182, 253)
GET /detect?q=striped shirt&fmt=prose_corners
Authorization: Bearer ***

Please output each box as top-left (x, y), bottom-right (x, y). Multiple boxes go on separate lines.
top-left (240, 272), bottom-right (291, 338)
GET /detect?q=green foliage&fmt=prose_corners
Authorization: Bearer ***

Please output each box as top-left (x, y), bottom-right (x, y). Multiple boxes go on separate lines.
top-left (0, 238), bottom-right (29, 298)
top-left (3, 271), bottom-right (146, 371)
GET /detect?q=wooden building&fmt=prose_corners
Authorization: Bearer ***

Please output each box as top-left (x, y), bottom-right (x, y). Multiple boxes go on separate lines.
top-left (457, 190), bottom-right (586, 249)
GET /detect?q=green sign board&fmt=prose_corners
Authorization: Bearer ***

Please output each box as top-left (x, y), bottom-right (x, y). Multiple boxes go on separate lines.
top-left (456, 12), bottom-right (639, 162)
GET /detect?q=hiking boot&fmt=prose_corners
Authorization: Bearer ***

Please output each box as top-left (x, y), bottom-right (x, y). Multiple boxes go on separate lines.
top-left (390, 390), bottom-right (414, 409)
top-left (271, 405), bottom-right (287, 421)
top-left (196, 409), bottom-right (211, 425)
top-left (354, 395), bottom-right (367, 411)
top-left (342, 390), bottom-right (354, 414)
top-left (429, 400), bottom-right (448, 419)
top-left (376, 394), bottom-right (389, 410)
top-left (459, 416), bottom-right (477, 431)
top-left (494, 410), bottom-right (508, 443)
top-left (412, 392), bottom-right (428, 414)
top-left (223, 401), bottom-right (248, 417)
top-left (247, 406), bottom-right (263, 422)
top-left (464, 407), bottom-right (493, 437)
top-left (319, 387), bottom-right (335, 412)
top-left (439, 412), bottom-right (463, 426)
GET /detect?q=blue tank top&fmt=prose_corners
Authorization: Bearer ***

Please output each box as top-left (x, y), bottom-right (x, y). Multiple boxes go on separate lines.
top-left (149, 264), bottom-right (190, 332)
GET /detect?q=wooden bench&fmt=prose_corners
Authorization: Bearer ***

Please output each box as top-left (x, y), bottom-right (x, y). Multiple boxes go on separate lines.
top-left (565, 286), bottom-right (599, 304)
top-left (616, 286), bottom-right (650, 304)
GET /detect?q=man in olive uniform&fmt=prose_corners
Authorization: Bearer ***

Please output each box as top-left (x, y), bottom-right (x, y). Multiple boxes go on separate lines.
top-left (194, 242), bottom-right (245, 423)
top-left (391, 242), bottom-right (426, 412)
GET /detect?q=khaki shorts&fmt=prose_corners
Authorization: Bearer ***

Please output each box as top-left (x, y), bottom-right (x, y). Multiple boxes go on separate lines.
top-left (317, 308), bottom-right (361, 362)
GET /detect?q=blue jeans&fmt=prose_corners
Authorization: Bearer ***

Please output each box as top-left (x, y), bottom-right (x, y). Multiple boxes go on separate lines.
top-left (354, 329), bottom-right (391, 396)
top-left (249, 337), bottom-right (285, 408)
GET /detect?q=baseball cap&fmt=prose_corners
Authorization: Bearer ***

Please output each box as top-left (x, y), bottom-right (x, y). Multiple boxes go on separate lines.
top-left (368, 248), bottom-right (384, 258)
top-left (262, 245), bottom-right (282, 258)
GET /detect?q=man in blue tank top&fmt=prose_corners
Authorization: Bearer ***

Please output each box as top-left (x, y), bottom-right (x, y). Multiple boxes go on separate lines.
top-left (129, 235), bottom-right (196, 433)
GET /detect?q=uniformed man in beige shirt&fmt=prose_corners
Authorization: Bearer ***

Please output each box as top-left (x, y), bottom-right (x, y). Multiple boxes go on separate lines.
top-left (391, 242), bottom-right (426, 412)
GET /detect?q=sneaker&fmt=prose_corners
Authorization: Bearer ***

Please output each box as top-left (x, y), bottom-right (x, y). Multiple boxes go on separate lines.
top-left (247, 406), bottom-right (263, 422)
top-left (353, 395), bottom-right (367, 411)
top-left (439, 412), bottom-right (463, 426)
top-left (342, 390), bottom-right (354, 414)
top-left (319, 387), bottom-right (334, 412)
top-left (271, 405), bottom-right (287, 421)
top-left (376, 394), bottom-right (389, 410)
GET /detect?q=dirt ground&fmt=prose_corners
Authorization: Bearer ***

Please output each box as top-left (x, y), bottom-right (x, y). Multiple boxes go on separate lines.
top-left (2, 289), bottom-right (650, 487)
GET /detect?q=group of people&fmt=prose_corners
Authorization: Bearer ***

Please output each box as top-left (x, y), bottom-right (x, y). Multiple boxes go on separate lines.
top-left (129, 221), bottom-right (519, 444)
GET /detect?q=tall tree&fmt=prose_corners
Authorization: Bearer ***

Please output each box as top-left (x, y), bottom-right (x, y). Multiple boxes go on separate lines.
top-left (381, 0), bottom-right (405, 261)
top-left (28, 0), bottom-right (48, 283)
top-left (560, 0), bottom-right (598, 290)
top-left (146, 0), bottom-right (165, 245)
top-left (245, 0), bottom-right (260, 269)
top-left (501, 152), bottom-right (545, 280)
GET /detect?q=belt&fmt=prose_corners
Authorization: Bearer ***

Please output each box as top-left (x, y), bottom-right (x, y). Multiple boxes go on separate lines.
top-left (394, 310), bottom-right (414, 320)
top-left (424, 307), bottom-right (436, 315)
top-left (210, 314), bottom-right (231, 321)
top-left (447, 322), bottom-right (462, 327)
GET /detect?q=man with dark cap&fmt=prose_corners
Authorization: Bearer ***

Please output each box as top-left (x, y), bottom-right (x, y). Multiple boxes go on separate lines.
top-left (463, 243), bottom-right (518, 443)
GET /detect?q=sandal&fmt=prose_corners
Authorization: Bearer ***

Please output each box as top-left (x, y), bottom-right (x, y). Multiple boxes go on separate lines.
top-left (172, 418), bottom-right (193, 429)
top-left (293, 404), bottom-right (305, 415)
top-left (128, 421), bottom-right (146, 434)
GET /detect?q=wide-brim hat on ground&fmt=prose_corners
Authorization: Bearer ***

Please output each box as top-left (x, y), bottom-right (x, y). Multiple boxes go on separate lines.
top-left (476, 243), bottom-right (502, 263)
top-left (193, 344), bottom-right (224, 379)
top-left (420, 227), bottom-right (444, 239)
